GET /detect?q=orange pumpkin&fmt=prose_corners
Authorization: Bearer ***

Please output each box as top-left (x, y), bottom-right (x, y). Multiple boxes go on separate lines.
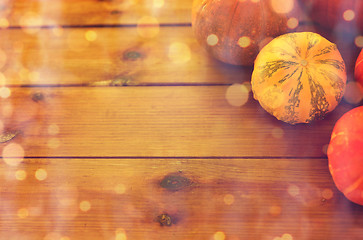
top-left (355, 48), bottom-right (363, 87)
top-left (327, 106), bottom-right (363, 205)
top-left (191, 0), bottom-right (293, 66)
top-left (252, 32), bottom-right (347, 124)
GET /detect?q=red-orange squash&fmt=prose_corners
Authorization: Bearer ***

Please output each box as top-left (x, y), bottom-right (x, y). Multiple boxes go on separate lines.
top-left (355, 48), bottom-right (363, 87)
top-left (299, 0), bottom-right (363, 33)
top-left (191, 0), bottom-right (293, 66)
top-left (327, 106), bottom-right (363, 205)
top-left (251, 32), bottom-right (347, 124)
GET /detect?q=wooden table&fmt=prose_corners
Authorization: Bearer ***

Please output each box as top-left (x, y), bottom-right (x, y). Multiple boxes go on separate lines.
top-left (0, 1), bottom-right (363, 239)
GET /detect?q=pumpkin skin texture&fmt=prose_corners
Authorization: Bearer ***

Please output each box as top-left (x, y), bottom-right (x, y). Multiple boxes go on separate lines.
top-left (191, 0), bottom-right (291, 66)
top-left (355, 49), bottom-right (363, 87)
top-left (327, 106), bottom-right (363, 205)
top-left (251, 32), bottom-right (347, 124)
top-left (299, 0), bottom-right (363, 33)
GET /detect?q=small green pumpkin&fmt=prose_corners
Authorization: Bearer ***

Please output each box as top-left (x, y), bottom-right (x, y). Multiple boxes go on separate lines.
top-left (251, 32), bottom-right (347, 124)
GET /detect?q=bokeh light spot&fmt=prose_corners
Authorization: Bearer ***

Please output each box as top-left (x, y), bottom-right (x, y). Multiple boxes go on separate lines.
top-left (343, 9), bottom-right (355, 22)
top-left (153, 0), bottom-right (165, 8)
top-left (214, 231), bottom-right (226, 240)
top-left (225, 83), bottom-right (249, 107)
top-left (15, 170), bottom-right (27, 181)
top-left (48, 138), bottom-right (61, 149)
top-left (80, 200), bottom-right (91, 212)
top-left (168, 42), bottom-right (191, 64)
top-left (0, 18), bottom-right (9, 29)
top-left (271, 127), bottom-right (284, 139)
top-left (85, 30), bottom-right (98, 42)
top-left (35, 168), bottom-right (48, 181)
top-left (223, 194), bottom-right (235, 205)
top-left (288, 184), bottom-right (300, 197)
top-left (48, 124), bottom-right (60, 135)
top-left (137, 16), bottom-right (160, 38)
top-left (281, 233), bottom-right (293, 240)
top-left (343, 81), bottom-right (363, 104)
top-left (269, 205), bottom-right (282, 216)
top-left (115, 184), bottom-right (126, 194)
top-left (2, 143), bottom-right (24, 167)
top-left (0, 49), bottom-right (7, 69)
top-left (321, 188), bottom-right (334, 200)
top-left (287, 18), bottom-right (299, 29)
top-left (19, 12), bottom-right (43, 34)
top-left (17, 208), bottom-right (29, 219)
top-left (0, 87), bottom-right (11, 98)
top-left (52, 27), bottom-right (64, 37)
top-left (355, 36), bottom-right (363, 48)
top-left (116, 228), bottom-right (127, 240)
top-left (207, 34), bottom-right (219, 46)
top-left (238, 36), bottom-right (251, 48)
top-left (271, 0), bottom-right (294, 14)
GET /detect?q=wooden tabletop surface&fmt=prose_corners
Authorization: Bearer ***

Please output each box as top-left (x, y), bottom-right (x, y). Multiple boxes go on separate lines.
top-left (1, 1), bottom-right (363, 239)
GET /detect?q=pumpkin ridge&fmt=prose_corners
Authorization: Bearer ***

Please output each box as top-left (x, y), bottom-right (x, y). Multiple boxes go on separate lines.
top-left (307, 69), bottom-right (329, 121)
top-left (283, 69), bottom-right (304, 123)
top-left (278, 66), bottom-right (300, 84)
top-left (319, 69), bottom-right (345, 102)
top-left (316, 59), bottom-right (345, 71)
top-left (260, 60), bottom-right (299, 79)
top-left (312, 44), bottom-right (338, 58)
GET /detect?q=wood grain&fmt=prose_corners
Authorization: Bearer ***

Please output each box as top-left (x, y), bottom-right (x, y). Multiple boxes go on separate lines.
top-left (1, 0), bottom-right (193, 26)
top-left (0, 87), bottom-right (354, 158)
top-left (0, 157), bottom-right (362, 240)
top-left (0, 27), bottom-right (252, 86)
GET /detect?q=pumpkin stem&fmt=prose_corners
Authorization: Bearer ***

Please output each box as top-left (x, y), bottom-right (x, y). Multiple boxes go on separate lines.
top-left (300, 59), bottom-right (308, 67)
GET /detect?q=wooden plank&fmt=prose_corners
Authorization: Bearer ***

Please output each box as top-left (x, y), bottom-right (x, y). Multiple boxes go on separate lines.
top-left (0, 86), bottom-right (354, 158)
top-left (0, 157), bottom-right (361, 239)
top-left (0, 27), bottom-right (253, 86)
top-left (0, 25), bottom-right (360, 87)
top-left (1, 0), bottom-right (193, 26)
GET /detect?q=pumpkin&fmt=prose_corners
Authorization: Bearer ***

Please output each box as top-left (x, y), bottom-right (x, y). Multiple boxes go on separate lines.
top-left (299, 0), bottom-right (363, 33)
top-left (355, 48), bottom-right (363, 86)
top-left (251, 32), bottom-right (347, 124)
top-left (327, 106), bottom-right (363, 205)
top-left (191, 0), bottom-right (294, 66)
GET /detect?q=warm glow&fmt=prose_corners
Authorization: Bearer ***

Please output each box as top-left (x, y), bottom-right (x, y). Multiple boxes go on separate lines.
top-left (35, 168), bottom-right (48, 181)
top-left (322, 188), bottom-right (334, 200)
top-left (116, 228), bottom-right (127, 240)
top-left (288, 184), bottom-right (300, 197)
top-left (271, 0), bottom-right (294, 14)
top-left (115, 184), bottom-right (126, 194)
top-left (0, 72), bottom-right (5, 86)
top-left (29, 71), bottom-right (40, 83)
top-left (85, 30), bottom-right (98, 42)
top-left (0, 49), bottom-right (7, 69)
top-left (287, 18), bottom-right (299, 29)
top-left (355, 36), bottom-right (363, 48)
top-left (225, 83), bottom-right (249, 107)
top-left (269, 205), bottom-right (282, 216)
top-left (60, 237), bottom-right (71, 240)
top-left (223, 194), bottom-right (235, 205)
top-left (207, 34), bottom-right (219, 46)
top-left (343, 81), bottom-right (363, 104)
top-left (0, 87), bottom-right (11, 98)
top-left (251, 0), bottom-right (260, 2)
top-left (238, 36), bottom-right (251, 48)
top-left (0, 18), bottom-right (9, 29)
top-left (271, 127), bottom-right (284, 139)
top-left (137, 16), bottom-right (160, 38)
top-left (214, 231), bottom-right (226, 240)
top-left (48, 124), bottom-right (60, 135)
top-left (343, 9), bottom-right (355, 22)
top-left (17, 208), bottom-right (29, 219)
top-left (19, 12), bottom-right (43, 34)
top-left (2, 143), bottom-right (24, 167)
top-left (15, 170), bottom-right (27, 181)
top-left (153, 0), bottom-right (165, 8)
top-left (168, 42), bottom-right (191, 64)
top-left (52, 27), bottom-right (64, 37)
top-left (281, 233), bottom-right (293, 240)
top-left (80, 201), bottom-right (91, 212)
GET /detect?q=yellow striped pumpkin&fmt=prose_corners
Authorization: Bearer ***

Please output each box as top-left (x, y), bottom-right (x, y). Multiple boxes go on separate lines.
top-left (251, 32), bottom-right (347, 124)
